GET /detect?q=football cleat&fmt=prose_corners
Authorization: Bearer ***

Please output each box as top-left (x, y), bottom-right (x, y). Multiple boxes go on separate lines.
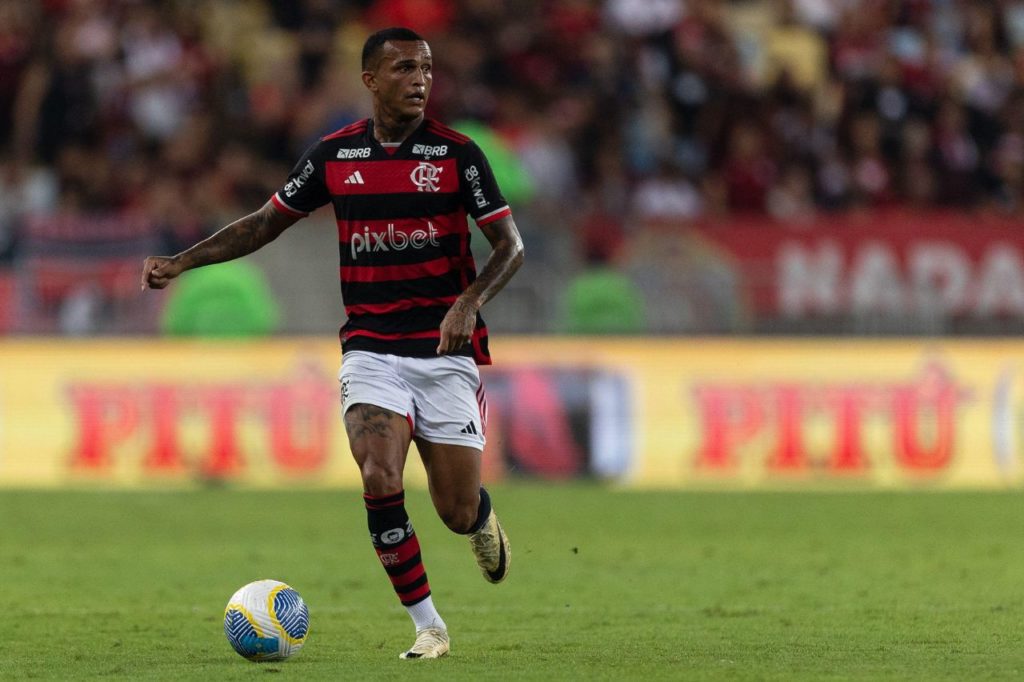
top-left (399, 626), bottom-right (450, 659)
top-left (468, 510), bottom-right (511, 583)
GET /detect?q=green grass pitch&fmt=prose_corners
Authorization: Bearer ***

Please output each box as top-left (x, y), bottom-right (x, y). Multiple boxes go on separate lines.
top-left (3, 485), bottom-right (1023, 680)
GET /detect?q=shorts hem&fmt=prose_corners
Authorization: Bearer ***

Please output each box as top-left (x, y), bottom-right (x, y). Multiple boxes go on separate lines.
top-left (343, 397), bottom-right (411, 423)
top-left (415, 434), bottom-right (486, 451)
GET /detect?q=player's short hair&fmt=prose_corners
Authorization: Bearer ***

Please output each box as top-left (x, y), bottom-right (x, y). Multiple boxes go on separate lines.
top-left (362, 27), bottom-right (426, 71)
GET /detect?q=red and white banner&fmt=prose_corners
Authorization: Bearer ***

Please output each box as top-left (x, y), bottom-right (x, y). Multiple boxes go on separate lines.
top-left (693, 211), bottom-right (1024, 319)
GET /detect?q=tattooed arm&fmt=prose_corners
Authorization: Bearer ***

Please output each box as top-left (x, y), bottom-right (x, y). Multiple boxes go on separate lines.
top-left (141, 201), bottom-right (300, 290)
top-left (437, 214), bottom-right (525, 354)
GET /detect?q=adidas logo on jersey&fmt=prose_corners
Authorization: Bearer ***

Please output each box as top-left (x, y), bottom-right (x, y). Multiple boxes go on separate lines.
top-left (459, 422), bottom-right (479, 435)
top-left (344, 171), bottom-right (365, 185)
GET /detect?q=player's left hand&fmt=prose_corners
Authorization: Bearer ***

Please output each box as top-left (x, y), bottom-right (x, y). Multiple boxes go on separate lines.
top-left (437, 298), bottom-right (478, 354)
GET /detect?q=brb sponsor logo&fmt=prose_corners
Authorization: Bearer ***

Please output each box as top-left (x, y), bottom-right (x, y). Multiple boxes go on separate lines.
top-left (464, 165), bottom-right (488, 209)
top-left (410, 162), bottom-right (443, 192)
top-left (412, 143), bottom-right (447, 158)
top-left (350, 222), bottom-right (440, 260)
top-left (337, 147), bottom-right (371, 159)
top-left (283, 160), bottom-right (315, 197)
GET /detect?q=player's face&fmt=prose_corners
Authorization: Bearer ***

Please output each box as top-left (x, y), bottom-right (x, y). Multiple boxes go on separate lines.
top-left (365, 40), bottom-right (433, 121)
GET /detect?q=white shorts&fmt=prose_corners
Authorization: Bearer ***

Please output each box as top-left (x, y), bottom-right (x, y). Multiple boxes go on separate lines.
top-left (339, 351), bottom-right (487, 450)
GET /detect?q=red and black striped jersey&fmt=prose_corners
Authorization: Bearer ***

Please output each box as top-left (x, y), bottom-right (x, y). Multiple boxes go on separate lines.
top-left (270, 118), bottom-right (512, 365)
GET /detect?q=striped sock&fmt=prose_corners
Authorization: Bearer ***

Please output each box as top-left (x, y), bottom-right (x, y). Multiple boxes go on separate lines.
top-left (364, 490), bottom-right (444, 630)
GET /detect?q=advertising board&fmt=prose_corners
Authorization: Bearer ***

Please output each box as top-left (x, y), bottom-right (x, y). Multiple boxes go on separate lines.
top-left (1, 338), bottom-right (1021, 488)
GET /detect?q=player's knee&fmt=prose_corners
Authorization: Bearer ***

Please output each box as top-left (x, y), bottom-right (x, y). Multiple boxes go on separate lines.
top-left (360, 463), bottom-right (403, 497)
top-left (437, 496), bottom-right (478, 534)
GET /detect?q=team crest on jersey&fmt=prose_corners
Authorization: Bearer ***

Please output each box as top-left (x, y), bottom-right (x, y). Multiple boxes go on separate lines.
top-left (410, 162), bottom-right (443, 192)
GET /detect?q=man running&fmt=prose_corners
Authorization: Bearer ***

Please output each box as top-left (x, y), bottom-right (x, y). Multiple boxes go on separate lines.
top-left (142, 26), bottom-right (524, 660)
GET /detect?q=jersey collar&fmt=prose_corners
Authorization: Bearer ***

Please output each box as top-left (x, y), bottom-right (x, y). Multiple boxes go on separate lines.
top-left (365, 118), bottom-right (430, 158)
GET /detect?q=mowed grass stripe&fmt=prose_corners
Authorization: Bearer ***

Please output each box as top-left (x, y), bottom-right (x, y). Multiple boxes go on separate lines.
top-left (2, 487), bottom-right (1022, 680)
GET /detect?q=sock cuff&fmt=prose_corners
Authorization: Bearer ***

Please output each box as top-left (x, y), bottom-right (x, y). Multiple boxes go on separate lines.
top-left (364, 489), bottom-right (405, 510)
top-left (465, 487), bottom-right (492, 534)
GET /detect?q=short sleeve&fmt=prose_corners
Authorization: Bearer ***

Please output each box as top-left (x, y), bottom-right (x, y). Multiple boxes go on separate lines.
top-left (459, 142), bottom-right (512, 226)
top-left (271, 142), bottom-right (330, 217)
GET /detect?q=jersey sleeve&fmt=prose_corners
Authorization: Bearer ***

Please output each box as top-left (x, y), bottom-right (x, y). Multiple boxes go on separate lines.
top-left (271, 142), bottom-right (330, 217)
top-left (458, 141), bottom-right (512, 226)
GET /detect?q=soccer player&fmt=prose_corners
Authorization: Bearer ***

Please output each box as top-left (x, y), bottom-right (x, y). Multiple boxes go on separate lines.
top-left (141, 27), bottom-right (523, 660)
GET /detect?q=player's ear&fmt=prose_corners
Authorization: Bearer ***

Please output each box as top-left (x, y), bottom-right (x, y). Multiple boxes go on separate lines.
top-left (361, 71), bottom-right (377, 92)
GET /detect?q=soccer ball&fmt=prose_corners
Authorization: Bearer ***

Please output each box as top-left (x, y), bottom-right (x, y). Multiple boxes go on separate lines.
top-left (223, 579), bottom-right (310, 662)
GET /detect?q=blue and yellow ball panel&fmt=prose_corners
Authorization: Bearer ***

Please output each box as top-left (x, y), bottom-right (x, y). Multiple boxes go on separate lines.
top-left (273, 588), bottom-right (310, 641)
top-left (224, 608), bottom-right (279, 660)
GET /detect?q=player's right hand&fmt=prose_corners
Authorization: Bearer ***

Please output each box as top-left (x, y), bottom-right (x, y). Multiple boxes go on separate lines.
top-left (140, 256), bottom-right (184, 290)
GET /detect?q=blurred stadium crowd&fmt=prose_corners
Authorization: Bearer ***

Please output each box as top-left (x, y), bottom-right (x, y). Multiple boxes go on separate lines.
top-left (2, 0), bottom-right (1023, 335)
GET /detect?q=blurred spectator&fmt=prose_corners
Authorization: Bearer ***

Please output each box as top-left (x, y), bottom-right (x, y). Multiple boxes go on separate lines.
top-left (847, 112), bottom-right (894, 206)
top-left (766, 164), bottom-right (816, 223)
top-left (632, 161), bottom-right (703, 221)
top-left (0, 153), bottom-right (58, 262)
top-left (121, 4), bottom-right (195, 141)
top-left (562, 216), bottom-right (646, 335)
top-left (934, 99), bottom-right (982, 205)
top-left (453, 119), bottom-right (536, 206)
top-left (0, 0), bottom-right (37, 152)
top-left (563, 264), bottom-right (647, 335)
top-left (722, 121), bottom-right (776, 212)
top-left (606, 0), bottom-right (683, 37)
top-left (763, 0), bottom-right (828, 94)
top-left (161, 261), bottom-right (280, 338)
top-left (59, 281), bottom-right (104, 336)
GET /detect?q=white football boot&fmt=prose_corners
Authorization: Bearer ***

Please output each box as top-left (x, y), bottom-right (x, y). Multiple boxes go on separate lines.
top-left (468, 510), bottom-right (511, 583)
top-left (399, 626), bottom-right (450, 659)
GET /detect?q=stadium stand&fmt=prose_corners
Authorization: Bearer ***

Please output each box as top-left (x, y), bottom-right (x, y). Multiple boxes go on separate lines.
top-left (1, 0), bottom-right (1023, 334)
